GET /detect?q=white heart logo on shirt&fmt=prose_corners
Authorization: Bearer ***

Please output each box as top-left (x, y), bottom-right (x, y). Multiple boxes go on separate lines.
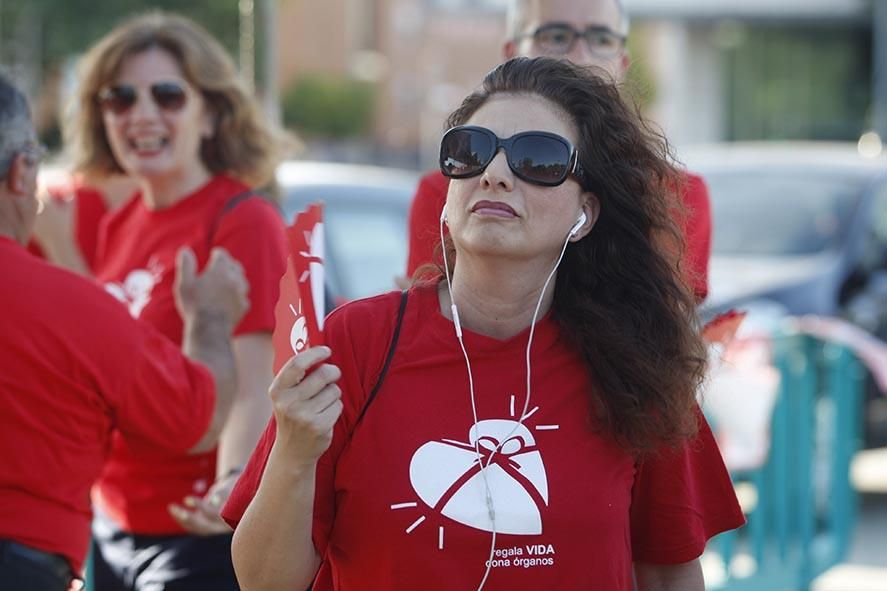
top-left (105, 266), bottom-right (162, 318)
top-left (408, 419), bottom-right (549, 535)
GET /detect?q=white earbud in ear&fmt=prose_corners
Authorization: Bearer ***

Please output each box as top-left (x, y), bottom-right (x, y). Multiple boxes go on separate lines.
top-left (440, 204), bottom-right (448, 223)
top-left (569, 211), bottom-right (587, 237)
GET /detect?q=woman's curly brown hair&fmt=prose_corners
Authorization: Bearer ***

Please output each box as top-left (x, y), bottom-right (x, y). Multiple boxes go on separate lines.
top-left (65, 11), bottom-right (288, 188)
top-left (445, 57), bottom-right (707, 455)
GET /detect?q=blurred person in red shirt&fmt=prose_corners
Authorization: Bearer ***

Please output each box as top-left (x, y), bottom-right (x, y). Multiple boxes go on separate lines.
top-left (0, 72), bottom-right (248, 591)
top-left (28, 171), bottom-right (138, 274)
top-left (404, 0), bottom-right (711, 302)
top-left (62, 11), bottom-right (290, 590)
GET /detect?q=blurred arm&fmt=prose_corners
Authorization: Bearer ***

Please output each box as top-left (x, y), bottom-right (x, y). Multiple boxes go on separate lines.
top-left (634, 559), bottom-right (704, 591)
top-left (215, 333), bottom-right (274, 475)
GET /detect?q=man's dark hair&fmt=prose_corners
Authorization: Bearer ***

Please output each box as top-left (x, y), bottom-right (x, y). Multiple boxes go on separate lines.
top-left (0, 73), bottom-right (35, 179)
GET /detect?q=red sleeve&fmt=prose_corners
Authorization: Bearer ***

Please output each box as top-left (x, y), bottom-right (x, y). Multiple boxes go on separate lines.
top-left (222, 292), bottom-right (405, 552)
top-left (629, 408), bottom-right (745, 564)
top-left (406, 171), bottom-right (449, 277)
top-left (680, 172), bottom-right (712, 303)
top-left (105, 304), bottom-right (216, 455)
top-left (212, 197), bottom-right (288, 336)
top-left (72, 186), bottom-right (109, 271)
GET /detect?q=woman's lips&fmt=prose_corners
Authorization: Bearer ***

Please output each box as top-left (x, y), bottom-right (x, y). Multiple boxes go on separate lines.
top-left (471, 200), bottom-right (517, 218)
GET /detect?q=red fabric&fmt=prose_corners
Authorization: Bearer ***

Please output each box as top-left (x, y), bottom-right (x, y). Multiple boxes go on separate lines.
top-left (92, 174), bottom-right (288, 534)
top-left (0, 237), bottom-right (215, 572)
top-left (224, 285), bottom-right (743, 589)
top-left (680, 172), bottom-right (712, 301)
top-left (27, 184), bottom-right (111, 271)
top-left (405, 169), bottom-right (712, 301)
top-left (405, 171), bottom-right (450, 278)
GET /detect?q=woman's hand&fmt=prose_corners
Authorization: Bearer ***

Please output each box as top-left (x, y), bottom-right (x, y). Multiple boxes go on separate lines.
top-left (31, 192), bottom-right (90, 274)
top-left (269, 347), bottom-right (342, 467)
top-left (32, 191), bottom-right (76, 249)
top-left (168, 473), bottom-right (239, 535)
top-left (174, 247), bottom-right (250, 333)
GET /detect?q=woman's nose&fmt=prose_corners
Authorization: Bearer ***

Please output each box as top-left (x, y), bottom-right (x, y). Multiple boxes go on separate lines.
top-left (480, 150), bottom-right (514, 192)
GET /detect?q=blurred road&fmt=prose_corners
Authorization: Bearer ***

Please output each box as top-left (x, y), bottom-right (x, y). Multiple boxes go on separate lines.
top-left (813, 493), bottom-right (887, 590)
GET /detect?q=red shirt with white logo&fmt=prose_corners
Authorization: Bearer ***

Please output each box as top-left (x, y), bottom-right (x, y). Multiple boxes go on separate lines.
top-left (223, 285), bottom-right (744, 589)
top-left (0, 238), bottom-right (215, 571)
top-left (405, 170), bottom-right (713, 301)
top-left (93, 174), bottom-right (287, 534)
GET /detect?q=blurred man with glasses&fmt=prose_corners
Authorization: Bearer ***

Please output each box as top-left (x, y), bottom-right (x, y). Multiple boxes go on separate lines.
top-left (405, 0), bottom-right (712, 304)
top-left (0, 73), bottom-right (248, 590)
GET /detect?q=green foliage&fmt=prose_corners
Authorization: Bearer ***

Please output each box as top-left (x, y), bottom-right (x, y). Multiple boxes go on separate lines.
top-left (282, 74), bottom-right (375, 139)
top-left (0, 0), bottom-right (240, 68)
top-left (624, 25), bottom-right (657, 112)
top-left (725, 25), bottom-right (870, 141)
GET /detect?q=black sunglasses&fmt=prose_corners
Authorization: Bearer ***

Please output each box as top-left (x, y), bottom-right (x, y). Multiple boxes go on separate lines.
top-left (98, 82), bottom-right (188, 115)
top-left (439, 125), bottom-right (582, 187)
top-left (524, 22), bottom-right (626, 57)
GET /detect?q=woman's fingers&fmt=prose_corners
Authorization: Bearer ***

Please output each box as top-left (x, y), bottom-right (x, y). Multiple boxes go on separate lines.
top-left (275, 367), bottom-right (341, 427)
top-left (268, 350), bottom-right (344, 462)
top-left (287, 382), bottom-right (341, 417)
top-left (288, 364), bottom-right (341, 403)
top-left (315, 398), bottom-right (344, 432)
top-left (270, 346), bottom-right (332, 394)
top-left (168, 499), bottom-right (232, 535)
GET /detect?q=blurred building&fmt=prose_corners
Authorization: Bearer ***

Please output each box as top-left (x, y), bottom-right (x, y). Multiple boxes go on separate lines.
top-left (276, 0), bottom-right (878, 167)
top-left (628, 0), bottom-right (874, 147)
top-left (277, 0), bottom-right (505, 167)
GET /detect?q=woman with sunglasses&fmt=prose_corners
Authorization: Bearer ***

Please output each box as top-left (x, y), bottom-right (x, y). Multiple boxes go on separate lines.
top-left (222, 57), bottom-right (743, 591)
top-left (65, 12), bottom-right (288, 590)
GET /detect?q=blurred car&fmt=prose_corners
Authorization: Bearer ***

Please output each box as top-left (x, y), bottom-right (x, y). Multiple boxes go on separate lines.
top-left (683, 142), bottom-right (887, 447)
top-left (683, 142), bottom-right (887, 339)
top-left (275, 161), bottom-right (418, 308)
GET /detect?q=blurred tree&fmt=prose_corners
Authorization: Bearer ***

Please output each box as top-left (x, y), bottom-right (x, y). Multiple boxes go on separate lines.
top-left (0, 0), bottom-right (241, 148)
top-left (724, 24), bottom-right (870, 141)
top-left (282, 74), bottom-right (375, 139)
top-left (0, 0), bottom-right (240, 69)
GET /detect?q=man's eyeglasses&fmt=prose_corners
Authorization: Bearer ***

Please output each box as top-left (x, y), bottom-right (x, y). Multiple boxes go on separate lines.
top-left (522, 22), bottom-right (626, 58)
top-left (439, 125), bottom-right (582, 188)
top-left (98, 82), bottom-right (189, 115)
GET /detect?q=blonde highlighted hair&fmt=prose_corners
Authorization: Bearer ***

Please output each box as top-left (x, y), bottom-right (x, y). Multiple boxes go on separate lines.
top-left (65, 11), bottom-right (286, 188)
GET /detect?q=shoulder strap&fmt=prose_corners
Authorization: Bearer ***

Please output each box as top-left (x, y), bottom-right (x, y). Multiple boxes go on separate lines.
top-left (206, 189), bottom-right (257, 248)
top-left (353, 289), bottom-right (409, 428)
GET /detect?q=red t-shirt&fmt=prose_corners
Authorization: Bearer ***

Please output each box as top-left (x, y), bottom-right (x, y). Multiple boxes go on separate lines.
top-left (223, 285), bottom-right (743, 589)
top-left (405, 170), bottom-right (713, 301)
top-left (0, 238), bottom-right (215, 571)
top-left (92, 174), bottom-right (288, 534)
top-left (27, 184), bottom-right (110, 271)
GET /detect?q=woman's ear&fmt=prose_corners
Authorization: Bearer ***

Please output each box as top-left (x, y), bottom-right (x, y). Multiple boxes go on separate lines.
top-left (571, 194), bottom-right (600, 241)
top-left (7, 152), bottom-right (37, 196)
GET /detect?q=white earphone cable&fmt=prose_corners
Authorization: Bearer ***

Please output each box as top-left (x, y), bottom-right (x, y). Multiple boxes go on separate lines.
top-left (440, 206), bottom-right (580, 591)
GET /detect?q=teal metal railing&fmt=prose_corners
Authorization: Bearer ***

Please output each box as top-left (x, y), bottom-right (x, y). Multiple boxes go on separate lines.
top-left (705, 332), bottom-right (866, 590)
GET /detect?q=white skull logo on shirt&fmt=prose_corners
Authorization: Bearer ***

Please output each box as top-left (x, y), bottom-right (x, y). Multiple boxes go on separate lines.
top-left (105, 263), bottom-right (163, 318)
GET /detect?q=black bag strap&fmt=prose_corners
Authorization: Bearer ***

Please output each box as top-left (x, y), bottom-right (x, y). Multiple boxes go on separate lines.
top-left (354, 289), bottom-right (408, 428)
top-left (206, 189), bottom-right (259, 248)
